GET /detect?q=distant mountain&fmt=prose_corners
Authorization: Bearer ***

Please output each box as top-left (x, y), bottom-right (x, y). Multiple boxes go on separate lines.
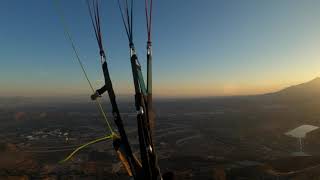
top-left (260, 77), bottom-right (320, 103)
top-left (273, 77), bottom-right (320, 95)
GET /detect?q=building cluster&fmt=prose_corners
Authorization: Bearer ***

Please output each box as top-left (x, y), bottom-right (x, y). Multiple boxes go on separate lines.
top-left (20, 128), bottom-right (70, 141)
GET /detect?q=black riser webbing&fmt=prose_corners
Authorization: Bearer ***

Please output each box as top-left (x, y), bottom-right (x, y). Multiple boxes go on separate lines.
top-left (131, 53), bottom-right (161, 180)
top-left (130, 54), bottom-right (153, 179)
top-left (117, 0), bottom-right (161, 177)
top-left (146, 44), bottom-right (161, 179)
top-left (102, 60), bottom-right (142, 178)
top-left (86, 0), bottom-right (142, 178)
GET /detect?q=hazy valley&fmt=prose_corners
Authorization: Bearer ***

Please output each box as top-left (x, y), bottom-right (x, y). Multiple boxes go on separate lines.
top-left (2, 78), bottom-right (320, 179)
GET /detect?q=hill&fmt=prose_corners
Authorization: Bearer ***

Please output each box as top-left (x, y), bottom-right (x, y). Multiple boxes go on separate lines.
top-left (261, 77), bottom-right (320, 103)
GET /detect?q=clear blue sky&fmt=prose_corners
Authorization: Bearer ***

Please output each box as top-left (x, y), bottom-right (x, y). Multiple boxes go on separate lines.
top-left (1, 0), bottom-right (320, 97)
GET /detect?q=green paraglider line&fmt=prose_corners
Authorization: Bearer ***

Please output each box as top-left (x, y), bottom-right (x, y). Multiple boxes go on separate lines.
top-left (53, 0), bottom-right (114, 135)
top-left (60, 133), bottom-right (115, 163)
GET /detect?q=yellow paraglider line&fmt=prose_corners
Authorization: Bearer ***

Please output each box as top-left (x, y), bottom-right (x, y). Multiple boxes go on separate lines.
top-left (53, 0), bottom-right (114, 135)
top-left (60, 133), bottom-right (115, 163)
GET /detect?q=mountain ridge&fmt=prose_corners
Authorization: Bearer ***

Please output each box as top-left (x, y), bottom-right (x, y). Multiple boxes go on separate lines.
top-left (260, 77), bottom-right (320, 101)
